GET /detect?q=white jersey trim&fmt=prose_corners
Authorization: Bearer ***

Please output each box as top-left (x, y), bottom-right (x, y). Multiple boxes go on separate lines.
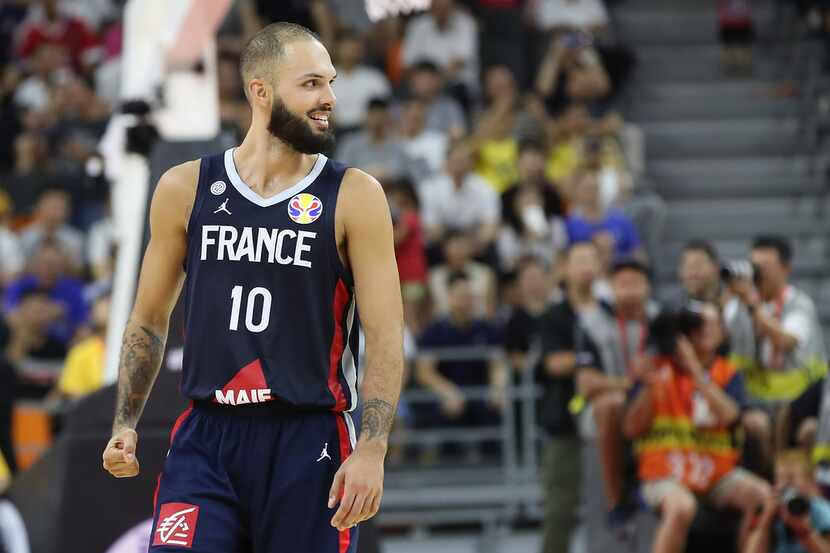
top-left (223, 148), bottom-right (327, 207)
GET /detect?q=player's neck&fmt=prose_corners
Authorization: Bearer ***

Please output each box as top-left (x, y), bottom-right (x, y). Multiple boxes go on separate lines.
top-left (234, 132), bottom-right (317, 191)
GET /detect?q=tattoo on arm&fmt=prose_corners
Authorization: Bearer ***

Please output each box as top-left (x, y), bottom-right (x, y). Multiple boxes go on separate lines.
top-left (360, 399), bottom-right (395, 441)
top-left (112, 323), bottom-right (165, 434)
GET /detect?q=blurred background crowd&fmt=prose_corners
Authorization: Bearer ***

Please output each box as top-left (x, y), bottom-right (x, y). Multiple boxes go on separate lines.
top-left (0, 0), bottom-right (829, 552)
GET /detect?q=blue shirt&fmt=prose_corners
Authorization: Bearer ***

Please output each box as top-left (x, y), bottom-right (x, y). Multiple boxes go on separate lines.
top-left (418, 317), bottom-right (501, 387)
top-left (3, 275), bottom-right (89, 345)
top-left (566, 209), bottom-right (642, 260)
top-left (774, 497), bottom-right (830, 553)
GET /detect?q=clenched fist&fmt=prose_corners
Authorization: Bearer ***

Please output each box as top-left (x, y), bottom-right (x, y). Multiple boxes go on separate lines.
top-left (102, 428), bottom-right (140, 478)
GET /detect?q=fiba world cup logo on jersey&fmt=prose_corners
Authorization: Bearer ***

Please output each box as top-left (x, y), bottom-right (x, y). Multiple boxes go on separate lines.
top-left (287, 193), bottom-right (323, 224)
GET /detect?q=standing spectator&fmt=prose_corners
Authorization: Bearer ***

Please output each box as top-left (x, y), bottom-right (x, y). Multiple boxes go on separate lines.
top-left (331, 29), bottom-right (391, 134)
top-left (388, 182), bottom-right (428, 332)
top-left (745, 449), bottom-right (830, 553)
top-left (19, 188), bottom-right (84, 273)
top-left (429, 231), bottom-right (498, 320)
top-left (566, 168), bottom-right (645, 262)
top-left (335, 97), bottom-right (409, 183)
top-left (403, 60), bottom-right (466, 139)
top-left (498, 140), bottom-right (567, 273)
top-left (473, 0), bottom-right (528, 86)
top-left (0, 191), bottom-right (24, 287)
top-left (624, 303), bottom-right (770, 553)
top-left (421, 140), bottom-right (500, 258)
top-left (504, 256), bottom-right (555, 372)
top-left (537, 241), bottom-right (609, 553)
top-left (15, 0), bottom-right (101, 72)
top-left (718, 0), bottom-right (754, 75)
top-left (415, 271), bottom-right (506, 458)
top-left (402, 0), bottom-right (479, 109)
top-left (4, 241), bottom-right (88, 349)
top-left (399, 96), bottom-right (448, 183)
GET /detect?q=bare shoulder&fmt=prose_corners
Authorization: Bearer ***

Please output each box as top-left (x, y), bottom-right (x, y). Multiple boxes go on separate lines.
top-left (151, 159), bottom-right (200, 230)
top-left (337, 168), bottom-right (389, 220)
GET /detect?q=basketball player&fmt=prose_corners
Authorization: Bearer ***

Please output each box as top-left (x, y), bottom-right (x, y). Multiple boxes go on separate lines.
top-left (101, 23), bottom-right (404, 553)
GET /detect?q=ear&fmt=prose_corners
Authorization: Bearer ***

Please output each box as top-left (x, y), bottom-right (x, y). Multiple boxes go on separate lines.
top-left (247, 78), bottom-right (270, 108)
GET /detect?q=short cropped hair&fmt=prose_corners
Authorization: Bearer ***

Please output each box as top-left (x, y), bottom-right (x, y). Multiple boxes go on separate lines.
top-left (239, 22), bottom-right (320, 95)
top-left (752, 235), bottom-right (792, 266)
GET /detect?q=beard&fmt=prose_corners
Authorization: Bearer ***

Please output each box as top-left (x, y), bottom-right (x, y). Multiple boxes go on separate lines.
top-left (267, 98), bottom-right (335, 155)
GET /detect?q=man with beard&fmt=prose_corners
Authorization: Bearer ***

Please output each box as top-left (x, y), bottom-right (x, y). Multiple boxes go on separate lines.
top-left (100, 23), bottom-right (404, 553)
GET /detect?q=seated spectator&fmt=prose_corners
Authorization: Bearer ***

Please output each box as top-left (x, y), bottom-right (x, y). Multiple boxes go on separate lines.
top-left (4, 241), bottom-right (89, 350)
top-left (331, 29), bottom-right (391, 134)
top-left (53, 293), bottom-right (109, 401)
top-left (429, 231), bottom-right (497, 320)
top-left (19, 188), bottom-right (84, 274)
top-left (388, 182), bottom-right (428, 332)
top-left (473, 0), bottom-right (528, 87)
top-left (535, 32), bottom-right (611, 117)
top-left (399, 95), bottom-right (448, 183)
top-left (498, 140), bottom-right (567, 273)
top-left (402, 0), bottom-right (479, 110)
top-left (537, 241), bottom-right (607, 553)
top-left (577, 259), bottom-right (657, 523)
top-left (566, 168), bottom-right (645, 262)
top-left (745, 449), bottom-right (830, 553)
top-left (16, 0), bottom-right (102, 72)
top-left (414, 272), bottom-right (506, 459)
top-left (4, 132), bottom-right (52, 217)
top-left (624, 303), bottom-right (771, 553)
top-left (0, 191), bottom-right (24, 287)
top-left (421, 140), bottom-right (500, 259)
top-left (336, 97), bottom-right (409, 183)
top-left (402, 60), bottom-right (466, 139)
top-left (13, 42), bottom-right (70, 113)
top-left (86, 197), bottom-right (115, 282)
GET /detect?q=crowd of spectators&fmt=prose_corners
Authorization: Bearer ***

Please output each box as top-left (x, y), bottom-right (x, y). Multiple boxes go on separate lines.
top-left (0, 2), bottom-right (829, 553)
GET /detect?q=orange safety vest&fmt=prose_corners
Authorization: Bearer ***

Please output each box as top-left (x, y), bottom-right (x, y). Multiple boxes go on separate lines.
top-left (635, 356), bottom-right (742, 493)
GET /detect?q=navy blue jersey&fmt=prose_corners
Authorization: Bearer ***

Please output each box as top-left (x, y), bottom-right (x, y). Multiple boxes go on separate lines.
top-left (180, 148), bottom-right (359, 413)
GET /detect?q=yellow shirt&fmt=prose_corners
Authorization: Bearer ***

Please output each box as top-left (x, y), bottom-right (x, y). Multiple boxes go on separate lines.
top-left (474, 138), bottom-right (518, 193)
top-left (0, 450), bottom-right (8, 484)
top-left (58, 336), bottom-right (106, 397)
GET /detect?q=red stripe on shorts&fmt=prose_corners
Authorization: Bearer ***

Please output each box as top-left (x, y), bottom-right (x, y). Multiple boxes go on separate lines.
top-left (335, 413), bottom-right (354, 553)
top-left (152, 402), bottom-right (194, 513)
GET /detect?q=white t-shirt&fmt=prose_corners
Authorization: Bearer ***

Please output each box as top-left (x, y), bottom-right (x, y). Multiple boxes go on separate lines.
top-left (0, 228), bottom-right (24, 277)
top-left (402, 9), bottom-right (479, 90)
top-left (419, 172), bottom-right (500, 232)
top-left (331, 65), bottom-right (390, 129)
top-left (401, 130), bottom-right (448, 181)
top-left (535, 0), bottom-right (609, 30)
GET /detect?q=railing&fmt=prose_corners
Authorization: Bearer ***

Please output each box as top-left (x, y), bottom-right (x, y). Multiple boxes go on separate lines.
top-left (377, 345), bottom-right (545, 551)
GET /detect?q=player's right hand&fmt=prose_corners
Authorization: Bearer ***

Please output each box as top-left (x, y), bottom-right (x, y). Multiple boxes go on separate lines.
top-left (102, 428), bottom-right (140, 478)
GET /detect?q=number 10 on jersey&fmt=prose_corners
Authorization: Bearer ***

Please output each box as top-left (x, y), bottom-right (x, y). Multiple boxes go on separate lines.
top-left (229, 285), bottom-right (272, 333)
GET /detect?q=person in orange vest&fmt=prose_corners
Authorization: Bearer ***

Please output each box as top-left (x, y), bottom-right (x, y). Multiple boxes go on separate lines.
top-left (624, 302), bottom-right (771, 553)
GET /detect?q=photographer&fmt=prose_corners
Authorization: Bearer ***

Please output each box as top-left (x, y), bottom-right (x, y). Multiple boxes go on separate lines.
top-left (745, 450), bottom-right (830, 553)
top-left (624, 303), bottom-right (771, 553)
top-left (727, 236), bottom-right (827, 470)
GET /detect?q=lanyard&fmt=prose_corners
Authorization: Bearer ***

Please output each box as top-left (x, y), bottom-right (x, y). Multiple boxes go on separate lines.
top-left (617, 315), bottom-right (648, 376)
top-left (769, 286), bottom-right (788, 369)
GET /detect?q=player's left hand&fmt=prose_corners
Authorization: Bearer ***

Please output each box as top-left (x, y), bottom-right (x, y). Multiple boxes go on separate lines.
top-left (328, 445), bottom-right (385, 531)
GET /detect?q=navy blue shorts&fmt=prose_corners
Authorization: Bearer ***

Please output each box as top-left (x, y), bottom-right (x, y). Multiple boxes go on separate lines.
top-left (148, 401), bottom-right (359, 552)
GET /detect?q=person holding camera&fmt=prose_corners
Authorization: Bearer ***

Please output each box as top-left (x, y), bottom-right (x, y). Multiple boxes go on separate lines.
top-left (624, 302), bottom-right (771, 553)
top-left (745, 449), bottom-right (830, 553)
top-left (727, 236), bottom-right (827, 468)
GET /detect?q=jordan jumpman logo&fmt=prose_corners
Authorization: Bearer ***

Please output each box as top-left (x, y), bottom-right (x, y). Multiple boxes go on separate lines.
top-left (214, 199), bottom-right (231, 215)
top-left (316, 443), bottom-right (331, 462)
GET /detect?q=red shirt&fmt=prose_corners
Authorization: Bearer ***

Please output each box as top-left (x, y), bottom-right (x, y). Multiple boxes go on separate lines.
top-left (17, 16), bottom-right (101, 68)
top-left (394, 210), bottom-right (427, 284)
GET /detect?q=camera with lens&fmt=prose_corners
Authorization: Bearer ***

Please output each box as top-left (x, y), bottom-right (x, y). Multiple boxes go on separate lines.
top-left (649, 307), bottom-right (705, 357)
top-left (720, 259), bottom-right (762, 287)
top-left (781, 487), bottom-right (811, 518)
